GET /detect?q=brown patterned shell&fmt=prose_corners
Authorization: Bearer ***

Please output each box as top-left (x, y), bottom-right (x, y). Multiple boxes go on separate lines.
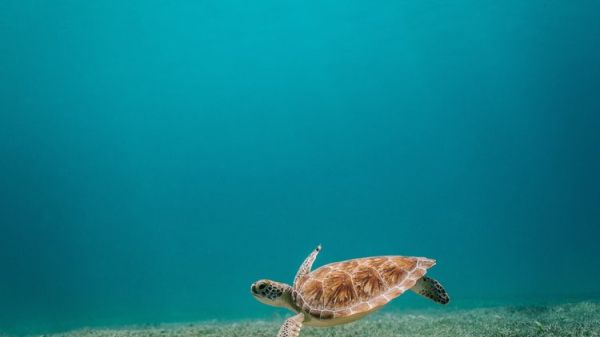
top-left (291, 256), bottom-right (435, 320)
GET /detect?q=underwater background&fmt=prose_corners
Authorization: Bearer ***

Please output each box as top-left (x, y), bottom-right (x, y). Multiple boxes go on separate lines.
top-left (1, 0), bottom-right (599, 335)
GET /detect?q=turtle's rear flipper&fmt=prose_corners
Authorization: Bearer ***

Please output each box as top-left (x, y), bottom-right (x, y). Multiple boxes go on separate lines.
top-left (411, 276), bottom-right (450, 304)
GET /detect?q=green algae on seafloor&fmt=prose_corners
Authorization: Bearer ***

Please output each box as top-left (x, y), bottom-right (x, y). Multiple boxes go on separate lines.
top-left (40, 302), bottom-right (600, 337)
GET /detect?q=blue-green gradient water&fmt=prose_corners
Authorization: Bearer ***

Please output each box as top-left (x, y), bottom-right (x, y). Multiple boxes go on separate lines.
top-left (1, 0), bottom-right (599, 335)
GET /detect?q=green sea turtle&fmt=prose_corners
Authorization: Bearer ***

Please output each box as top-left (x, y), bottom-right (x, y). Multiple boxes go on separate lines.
top-left (251, 245), bottom-right (449, 337)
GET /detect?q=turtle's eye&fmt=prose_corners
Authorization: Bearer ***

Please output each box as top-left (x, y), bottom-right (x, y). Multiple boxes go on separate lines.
top-left (258, 283), bottom-right (267, 290)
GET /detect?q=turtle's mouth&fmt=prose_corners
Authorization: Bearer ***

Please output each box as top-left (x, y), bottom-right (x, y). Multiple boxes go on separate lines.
top-left (251, 283), bottom-right (258, 295)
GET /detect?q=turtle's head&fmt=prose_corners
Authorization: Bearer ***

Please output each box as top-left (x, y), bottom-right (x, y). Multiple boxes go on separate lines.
top-left (250, 279), bottom-right (292, 308)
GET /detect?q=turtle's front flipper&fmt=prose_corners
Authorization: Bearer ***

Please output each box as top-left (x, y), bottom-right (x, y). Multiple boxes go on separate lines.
top-left (277, 313), bottom-right (304, 337)
top-left (293, 245), bottom-right (321, 286)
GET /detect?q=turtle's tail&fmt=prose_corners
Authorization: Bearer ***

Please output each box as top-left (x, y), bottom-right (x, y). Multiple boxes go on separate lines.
top-left (411, 276), bottom-right (450, 304)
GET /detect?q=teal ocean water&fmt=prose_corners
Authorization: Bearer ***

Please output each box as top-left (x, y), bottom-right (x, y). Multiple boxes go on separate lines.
top-left (1, 1), bottom-right (599, 335)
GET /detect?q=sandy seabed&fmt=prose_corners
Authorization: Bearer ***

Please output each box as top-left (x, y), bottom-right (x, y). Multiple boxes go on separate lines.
top-left (13, 302), bottom-right (600, 337)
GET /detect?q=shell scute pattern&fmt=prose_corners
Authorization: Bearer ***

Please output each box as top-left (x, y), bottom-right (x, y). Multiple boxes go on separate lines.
top-left (369, 295), bottom-right (388, 307)
top-left (302, 279), bottom-right (325, 308)
top-left (295, 256), bottom-right (435, 319)
top-left (323, 270), bottom-right (357, 308)
top-left (380, 261), bottom-right (408, 286)
top-left (337, 260), bottom-right (359, 271)
top-left (353, 266), bottom-right (385, 301)
top-left (391, 257), bottom-right (417, 270)
top-left (313, 266), bottom-right (332, 278)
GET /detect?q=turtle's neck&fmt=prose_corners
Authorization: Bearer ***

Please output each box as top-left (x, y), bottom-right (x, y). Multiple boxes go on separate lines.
top-left (281, 284), bottom-right (301, 313)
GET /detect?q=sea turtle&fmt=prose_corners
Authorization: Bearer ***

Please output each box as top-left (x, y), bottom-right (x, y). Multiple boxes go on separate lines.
top-left (251, 245), bottom-right (449, 337)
